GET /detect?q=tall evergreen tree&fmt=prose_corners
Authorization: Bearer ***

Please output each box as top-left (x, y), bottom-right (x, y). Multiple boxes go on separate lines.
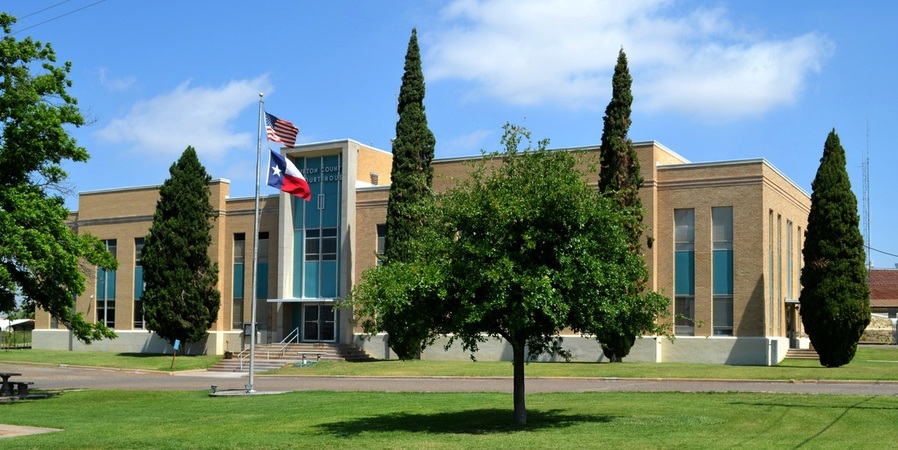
top-left (596, 48), bottom-right (648, 362)
top-left (799, 129), bottom-right (870, 367)
top-left (142, 147), bottom-right (221, 347)
top-left (0, 14), bottom-right (117, 343)
top-left (380, 28), bottom-right (437, 359)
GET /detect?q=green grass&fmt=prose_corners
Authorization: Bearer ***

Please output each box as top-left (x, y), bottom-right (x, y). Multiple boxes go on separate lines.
top-left (0, 349), bottom-right (219, 371)
top-left (3, 346), bottom-right (898, 381)
top-left (273, 346), bottom-right (898, 382)
top-left (2, 390), bottom-right (896, 449)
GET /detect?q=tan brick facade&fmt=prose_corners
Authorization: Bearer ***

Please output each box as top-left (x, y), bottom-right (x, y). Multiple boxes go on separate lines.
top-left (35, 139), bottom-right (810, 364)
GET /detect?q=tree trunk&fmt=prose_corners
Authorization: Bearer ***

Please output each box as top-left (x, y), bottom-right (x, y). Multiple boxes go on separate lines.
top-left (512, 342), bottom-right (527, 424)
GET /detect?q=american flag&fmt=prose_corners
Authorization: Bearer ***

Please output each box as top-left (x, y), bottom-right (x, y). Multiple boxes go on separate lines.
top-left (265, 112), bottom-right (299, 147)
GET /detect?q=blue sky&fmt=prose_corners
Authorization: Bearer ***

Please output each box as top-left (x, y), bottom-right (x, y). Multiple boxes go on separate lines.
top-left (5, 0), bottom-right (898, 268)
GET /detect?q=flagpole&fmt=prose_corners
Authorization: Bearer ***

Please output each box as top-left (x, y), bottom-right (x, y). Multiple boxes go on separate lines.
top-left (247, 93), bottom-right (264, 393)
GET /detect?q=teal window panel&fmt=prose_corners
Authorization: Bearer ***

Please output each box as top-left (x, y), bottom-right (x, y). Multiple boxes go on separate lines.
top-left (305, 157), bottom-right (323, 229)
top-left (321, 155), bottom-right (341, 228)
top-left (293, 230), bottom-right (304, 298)
top-left (292, 195), bottom-right (305, 230)
top-left (320, 261), bottom-right (337, 298)
top-left (134, 266), bottom-right (144, 299)
top-left (674, 251), bottom-right (694, 295)
top-left (256, 263), bottom-right (269, 299)
top-left (97, 270), bottom-right (106, 299)
top-left (233, 263), bottom-right (245, 299)
top-left (304, 261), bottom-right (319, 298)
top-left (106, 270), bottom-right (116, 299)
top-left (713, 249), bottom-right (734, 295)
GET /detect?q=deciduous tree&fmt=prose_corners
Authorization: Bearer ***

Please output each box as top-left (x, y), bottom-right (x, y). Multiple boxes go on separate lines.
top-left (799, 129), bottom-right (870, 367)
top-left (142, 147), bottom-right (220, 347)
top-left (0, 13), bottom-right (116, 343)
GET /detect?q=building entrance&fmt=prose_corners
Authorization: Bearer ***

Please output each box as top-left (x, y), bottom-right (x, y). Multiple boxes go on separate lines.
top-left (302, 304), bottom-right (336, 342)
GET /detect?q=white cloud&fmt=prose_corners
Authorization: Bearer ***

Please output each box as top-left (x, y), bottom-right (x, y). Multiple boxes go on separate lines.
top-left (444, 128), bottom-right (493, 156)
top-left (95, 75), bottom-right (273, 160)
top-left (97, 67), bottom-right (136, 92)
top-left (426, 0), bottom-right (833, 120)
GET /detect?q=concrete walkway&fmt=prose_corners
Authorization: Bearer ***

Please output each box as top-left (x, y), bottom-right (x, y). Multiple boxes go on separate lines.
top-left (3, 362), bottom-right (898, 397)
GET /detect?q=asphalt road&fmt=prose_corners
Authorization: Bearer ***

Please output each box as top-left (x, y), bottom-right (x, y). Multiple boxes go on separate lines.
top-left (3, 362), bottom-right (898, 397)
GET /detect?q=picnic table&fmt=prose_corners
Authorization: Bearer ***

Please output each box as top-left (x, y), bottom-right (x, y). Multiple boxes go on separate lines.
top-left (0, 372), bottom-right (22, 396)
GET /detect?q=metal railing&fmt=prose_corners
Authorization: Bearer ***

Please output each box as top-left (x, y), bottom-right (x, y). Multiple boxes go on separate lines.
top-left (271, 327), bottom-right (300, 359)
top-left (237, 327), bottom-right (300, 371)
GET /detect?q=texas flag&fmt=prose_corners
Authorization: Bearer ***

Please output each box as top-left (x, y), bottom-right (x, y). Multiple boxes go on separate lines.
top-left (267, 150), bottom-right (311, 201)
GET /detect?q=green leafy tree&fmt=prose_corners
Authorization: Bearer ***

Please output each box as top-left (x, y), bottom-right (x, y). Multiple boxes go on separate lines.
top-left (441, 124), bottom-right (666, 423)
top-left (597, 48), bottom-right (648, 361)
top-left (799, 129), bottom-right (870, 367)
top-left (381, 28), bottom-right (437, 359)
top-left (0, 13), bottom-right (116, 343)
top-left (142, 147), bottom-right (220, 347)
top-left (355, 124), bottom-right (668, 424)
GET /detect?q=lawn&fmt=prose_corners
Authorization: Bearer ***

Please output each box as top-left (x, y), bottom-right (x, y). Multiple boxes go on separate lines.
top-left (2, 389), bottom-right (896, 449)
top-left (3, 346), bottom-right (898, 381)
top-left (0, 349), bottom-right (219, 372)
top-left (272, 346), bottom-right (898, 382)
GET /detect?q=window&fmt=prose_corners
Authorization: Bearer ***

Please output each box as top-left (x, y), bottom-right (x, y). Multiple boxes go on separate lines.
top-left (97, 239), bottom-right (117, 328)
top-left (256, 232), bottom-right (269, 300)
top-left (768, 210), bottom-right (774, 335)
top-left (786, 220), bottom-right (793, 300)
top-left (133, 237), bottom-right (145, 329)
top-left (376, 224), bottom-right (386, 265)
top-left (712, 207), bottom-right (733, 335)
top-left (305, 228), bottom-right (338, 261)
top-left (232, 233), bottom-right (245, 329)
top-left (674, 209), bottom-right (695, 336)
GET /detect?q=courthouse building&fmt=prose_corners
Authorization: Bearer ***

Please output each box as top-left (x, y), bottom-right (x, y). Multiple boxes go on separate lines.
top-left (32, 138), bottom-right (811, 365)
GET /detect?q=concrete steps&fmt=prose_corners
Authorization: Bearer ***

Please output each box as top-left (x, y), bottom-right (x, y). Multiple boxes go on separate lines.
top-left (208, 342), bottom-right (376, 373)
top-left (785, 348), bottom-right (819, 360)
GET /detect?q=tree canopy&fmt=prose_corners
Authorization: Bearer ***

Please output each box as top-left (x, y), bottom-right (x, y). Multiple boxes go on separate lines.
top-left (141, 147), bottom-right (220, 346)
top-left (352, 124), bottom-right (668, 424)
top-left (0, 13), bottom-right (117, 343)
top-left (380, 28), bottom-right (438, 359)
top-left (799, 129), bottom-right (870, 367)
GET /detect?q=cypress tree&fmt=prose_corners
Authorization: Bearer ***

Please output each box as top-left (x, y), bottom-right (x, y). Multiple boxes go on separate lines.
top-left (142, 147), bottom-right (221, 347)
top-left (596, 48), bottom-right (647, 362)
top-left (799, 129), bottom-right (870, 367)
top-left (381, 28), bottom-right (437, 359)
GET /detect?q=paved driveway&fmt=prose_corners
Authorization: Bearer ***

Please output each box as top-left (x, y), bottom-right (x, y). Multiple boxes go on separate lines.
top-left (3, 363), bottom-right (898, 396)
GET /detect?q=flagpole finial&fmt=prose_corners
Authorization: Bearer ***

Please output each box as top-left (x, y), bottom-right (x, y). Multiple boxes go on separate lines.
top-left (259, 92), bottom-right (264, 99)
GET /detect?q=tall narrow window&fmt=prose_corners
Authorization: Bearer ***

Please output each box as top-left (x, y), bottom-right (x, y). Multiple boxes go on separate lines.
top-left (232, 233), bottom-right (245, 330)
top-left (786, 220), bottom-right (793, 300)
top-left (776, 214), bottom-right (782, 335)
top-left (97, 239), bottom-right (117, 328)
top-left (376, 224), bottom-right (386, 265)
top-left (712, 207), bottom-right (734, 335)
top-left (133, 237), bottom-right (145, 329)
top-left (768, 210), bottom-right (774, 335)
top-left (674, 209), bottom-right (695, 336)
top-left (256, 232), bottom-right (269, 300)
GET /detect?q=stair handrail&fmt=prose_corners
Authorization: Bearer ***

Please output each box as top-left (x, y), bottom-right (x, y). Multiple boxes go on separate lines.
top-left (236, 347), bottom-right (251, 371)
top-left (276, 327), bottom-right (301, 358)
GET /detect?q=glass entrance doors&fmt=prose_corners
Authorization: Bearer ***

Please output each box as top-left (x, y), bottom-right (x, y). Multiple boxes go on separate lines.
top-left (302, 304), bottom-right (336, 342)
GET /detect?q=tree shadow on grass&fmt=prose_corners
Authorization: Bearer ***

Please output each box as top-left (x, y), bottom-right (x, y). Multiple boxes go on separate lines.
top-left (317, 408), bottom-right (613, 437)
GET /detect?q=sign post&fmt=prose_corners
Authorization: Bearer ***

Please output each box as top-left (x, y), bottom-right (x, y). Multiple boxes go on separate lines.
top-left (170, 339), bottom-right (180, 370)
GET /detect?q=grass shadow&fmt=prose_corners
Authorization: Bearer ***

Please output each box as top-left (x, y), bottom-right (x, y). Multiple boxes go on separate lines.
top-left (317, 408), bottom-right (612, 436)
